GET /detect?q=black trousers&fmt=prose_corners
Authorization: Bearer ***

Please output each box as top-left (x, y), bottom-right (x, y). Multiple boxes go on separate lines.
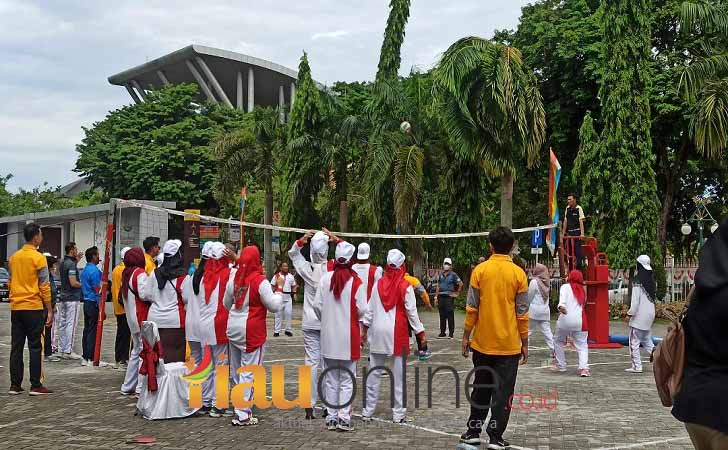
top-left (43, 308), bottom-right (53, 357)
top-left (10, 310), bottom-right (45, 388)
top-left (466, 350), bottom-right (520, 440)
top-left (567, 229), bottom-right (583, 270)
top-left (82, 301), bottom-right (98, 361)
top-left (114, 314), bottom-right (131, 363)
top-left (439, 308), bottom-right (455, 337)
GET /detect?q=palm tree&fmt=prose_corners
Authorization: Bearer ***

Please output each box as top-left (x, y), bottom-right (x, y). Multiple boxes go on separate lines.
top-left (432, 37), bottom-right (546, 227)
top-left (213, 107), bottom-right (284, 272)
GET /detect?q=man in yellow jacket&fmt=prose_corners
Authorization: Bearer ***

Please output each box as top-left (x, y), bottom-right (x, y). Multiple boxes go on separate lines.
top-left (112, 247), bottom-right (132, 369)
top-left (142, 237), bottom-right (160, 274)
top-left (8, 223), bottom-right (54, 395)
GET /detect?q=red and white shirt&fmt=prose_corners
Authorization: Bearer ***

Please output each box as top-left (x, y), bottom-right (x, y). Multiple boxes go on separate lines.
top-left (352, 263), bottom-right (383, 302)
top-left (183, 270), bottom-right (231, 345)
top-left (313, 271), bottom-right (368, 360)
top-left (363, 282), bottom-right (424, 357)
top-left (270, 272), bottom-right (296, 300)
top-left (223, 271), bottom-right (282, 352)
top-left (289, 240), bottom-right (331, 331)
top-left (143, 274), bottom-right (188, 329)
top-left (123, 268), bottom-right (150, 335)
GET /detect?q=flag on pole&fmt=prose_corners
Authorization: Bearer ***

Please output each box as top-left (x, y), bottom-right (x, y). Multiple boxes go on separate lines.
top-left (547, 149), bottom-right (561, 255)
top-left (240, 186), bottom-right (247, 245)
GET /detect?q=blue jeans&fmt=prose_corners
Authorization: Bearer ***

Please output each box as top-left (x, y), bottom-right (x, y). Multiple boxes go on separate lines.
top-left (82, 301), bottom-right (98, 360)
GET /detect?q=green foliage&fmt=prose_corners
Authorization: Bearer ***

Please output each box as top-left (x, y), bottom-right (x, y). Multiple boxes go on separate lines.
top-left (0, 174), bottom-right (103, 216)
top-left (74, 84), bottom-right (245, 210)
top-left (376, 0), bottom-right (411, 83)
top-left (575, 0), bottom-right (661, 268)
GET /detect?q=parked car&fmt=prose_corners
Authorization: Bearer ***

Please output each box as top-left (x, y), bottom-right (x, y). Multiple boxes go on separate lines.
top-left (0, 268), bottom-right (9, 302)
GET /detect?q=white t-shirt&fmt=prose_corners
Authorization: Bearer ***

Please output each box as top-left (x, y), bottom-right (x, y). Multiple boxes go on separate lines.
top-left (270, 272), bottom-right (296, 299)
top-left (527, 279), bottom-right (551, 321)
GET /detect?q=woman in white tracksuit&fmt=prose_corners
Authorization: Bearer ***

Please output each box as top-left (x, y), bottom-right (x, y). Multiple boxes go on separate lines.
top-left (312, 240), bottom-right (368, 432)
top-left (361, 249), bottom-right (425, 423)
top-left (626, 255), bottom-right (656, 373)
top-left (553, 270), bottom-right (591, 377)
top-left (288, 230), bottom-right (331, 420)
top-left (528, 263), bottom-right (554, 355)
top-left (223, 245), bottom-right (281, 426)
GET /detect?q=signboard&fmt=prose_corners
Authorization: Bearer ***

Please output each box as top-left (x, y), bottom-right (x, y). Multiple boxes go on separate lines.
top-left (199, 224), bottom-right (221, 253)
top-left (531, 228), bottom-right (544, 248)
top-left (531, 248), bottom-right (543, 255)
top-left (183, 209), bottom-right (201, 269)
top-left (229, 223), bottom-right (241, 242)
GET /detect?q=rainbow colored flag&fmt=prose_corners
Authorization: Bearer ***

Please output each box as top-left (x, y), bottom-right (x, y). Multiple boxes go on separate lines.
top-left (239, 186), bottom-right (247, 217)
top-left (547, 149), bottom-right (561, 255)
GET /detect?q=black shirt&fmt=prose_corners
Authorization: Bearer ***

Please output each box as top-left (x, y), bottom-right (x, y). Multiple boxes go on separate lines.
top-left (60, 255), bottom-right (82, 302)
top-left (565, 205), bottom-right (584, 232)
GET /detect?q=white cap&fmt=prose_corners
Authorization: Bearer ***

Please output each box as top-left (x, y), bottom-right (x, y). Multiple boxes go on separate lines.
top-left (444, 257), bottom-right (453, 265)
top-left (357, 242), bottom-right (371, 260)
top-left (210, 242), bottom-right (226, 260)
top-left (387, 249), bottom-right (405, 268)
top-left (637, 255), bottom-right (652, 271)
top-left (201, 241), bottom-right (214, 258)
top-left (334, 241), bottom-right (355, 264)
top-left (310, 231), bottom-right (329, 256)
top-left (162, 239), bottom-right (182, 256)
top-left (120, 246), bottom-right (131, 259)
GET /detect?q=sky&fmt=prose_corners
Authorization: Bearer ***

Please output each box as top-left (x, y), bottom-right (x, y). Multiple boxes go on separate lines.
top-left (0, 0), bottom-right (530, 192)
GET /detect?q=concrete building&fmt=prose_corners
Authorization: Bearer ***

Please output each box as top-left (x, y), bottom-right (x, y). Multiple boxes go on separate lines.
top-left (0, 200), bottom-right (174, 269)
top-left (108, 44), bottom-right (302, 112)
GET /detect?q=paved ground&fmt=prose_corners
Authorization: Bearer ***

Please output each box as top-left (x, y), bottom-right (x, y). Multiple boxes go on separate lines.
top-left (0, 302), bottom-right (692, 449)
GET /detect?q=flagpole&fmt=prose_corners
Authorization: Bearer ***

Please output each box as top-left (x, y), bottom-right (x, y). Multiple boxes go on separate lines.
top-left (239, 187), bottom-right (247, 249)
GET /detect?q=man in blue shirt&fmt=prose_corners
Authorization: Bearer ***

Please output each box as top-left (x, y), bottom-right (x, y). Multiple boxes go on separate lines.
top-left (80, 247), bottom-right (101, 366)
top-left (434, 257), bottom-right (463, 339)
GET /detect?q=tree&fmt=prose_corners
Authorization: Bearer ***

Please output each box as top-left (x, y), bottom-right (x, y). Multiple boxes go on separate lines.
top-left (574, 0), bottom-right (661, 269)
top-left (284, 52), bottom-right (326, 228)
top-left (75, 84), bottom-right (245, 209)
top-left (376, 0), bottom-right (411, 83)
top-left (0, 174), bottom-right (103, 216)
top-left (433, 37), bottom-right (546, 227)
top-left (213, 107), bottom-right (284, 272)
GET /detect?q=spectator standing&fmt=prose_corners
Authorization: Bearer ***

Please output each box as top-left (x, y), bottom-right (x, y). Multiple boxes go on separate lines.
top-left (562, 193), bottom-right (586, 271)
top-left (7, 223), bottom-right (54, 395)
top-left (57, 242), bottom-right (83, 360)
top-left (112, 247), bottom-right (132, 369)
top-left (143, 236), bottom-right (160, 274)
top-left (434, 257), bottom-right (462, 339)
top-left (80, 247), bottom-right (102, 366)
top-left (43, 253), bottom-right (60, 362)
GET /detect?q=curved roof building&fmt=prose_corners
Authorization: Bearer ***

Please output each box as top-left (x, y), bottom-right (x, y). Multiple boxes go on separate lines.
top-left (108, 44), bottom-right (298, 111)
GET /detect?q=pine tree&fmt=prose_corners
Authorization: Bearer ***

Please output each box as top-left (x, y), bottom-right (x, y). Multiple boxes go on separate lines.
top-left (574, 0), bottom-right (660, 269)
top-left (375, 0), bottom-right (411, 83)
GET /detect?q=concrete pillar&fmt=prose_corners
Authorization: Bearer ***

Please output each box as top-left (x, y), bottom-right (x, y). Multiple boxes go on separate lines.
top-left (278, 85), bottom-right (285, 123)
top-left (125, 84), bottom-right (142, 104)
top-left (290, 82), bottom-right (296, 108)
top-left (131, 80), bottom-right (148, 101)
top-left (185, 60), bottom-right (217, 103)
top-left (157, 70), bottom-right (170, 86)
top-left (195, 56), bottom-right (233, 108)
top-left (236, 71), bottom-right (244, 110)
top-left (247, 67), bottom-right (255, 112)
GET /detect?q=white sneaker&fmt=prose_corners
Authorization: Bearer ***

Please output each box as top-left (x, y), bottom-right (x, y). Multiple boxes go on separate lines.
top-left (80, 359), bottom-right (89, 366)
top-left (67, 352), bottom-right (82, 360)
top-left (625, 367), bottom-right (643, 373)
top-left (44, 355), bottom-right (61, 362)
top-left (112, 362), bottom-right (119, 370)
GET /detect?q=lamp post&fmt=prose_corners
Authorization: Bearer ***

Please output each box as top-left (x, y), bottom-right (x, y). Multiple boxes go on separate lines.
top-left (680, 196), bottom-right (719, 249)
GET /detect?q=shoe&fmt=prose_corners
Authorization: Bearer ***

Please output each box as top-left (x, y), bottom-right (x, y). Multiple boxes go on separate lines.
top-left (112, 362), bottom-right (119, 369)
top-left (80, 359), bottom-right (89, 366)
top-left (418, 349), bottom-right (433, 361)
top-left (231, 417), bottom-right (259, 426)
top-left (448, 335), bottom-right (454, 339)
top-left (62, 352), bottom-right (82, 360)
top-left (625, 367), bottom-right (643, 373)
top-left (393, 417), bottom-right (409, 424)
top-left (305, 408), bottom-right (316, 420)
top-left (336, 419), bottom-right (353, 432)
top-left (196, 406), bottom-right (211, 416)
top-left (44, 355), bottom-right (61, 362)
top-left (273, 333), bottom-right (280, 337)
top-left (8, 385), bottom-right (24, 395)
top-left (120, 390), bottom-right (136, 396)
top-left (119, 361), bottom-right (128, 368)
top-left (579, 369), bottom-right (591, 377)
top-left (223, 409), bottom-right (234, 417)
top-left (549, 365), bottom-right (567, 372)
top-left (460, 430), bottom-right (481, 445)
top-left (285, 331), bottom-right (293, 337)
top-left (326, 418), bottom-right (338, 431)
top-left (487, 436), bottom-right (511, 449)
top-left (29, 386), bottom-right (53, 396)
top-left (361, 415), bottom-right (372, 423)
top-left (436, 334), bottom-right (447, 339)
top-left (209, 407), bottom-right (227, 418)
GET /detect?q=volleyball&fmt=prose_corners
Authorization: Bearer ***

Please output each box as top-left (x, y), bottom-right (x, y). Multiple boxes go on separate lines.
top-left (400, 121), bottom-right (412, 134)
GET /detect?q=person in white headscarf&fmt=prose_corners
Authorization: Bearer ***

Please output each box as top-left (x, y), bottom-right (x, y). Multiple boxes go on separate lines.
top-left (143, 240), bottom-right (188, 363)
top-left (361, 249), bottom-right (425, 423)
top-left (288, 230), bottom-right (332, 420)
top-left (352, 242), bottom-right (383, 303)
top-left (312, 239), bottom-right (368, 432)
top-left (625, 255), bottom-right (656, 373)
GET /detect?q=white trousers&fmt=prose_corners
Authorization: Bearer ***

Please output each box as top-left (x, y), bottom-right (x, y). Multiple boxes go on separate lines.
top-left (189, 341), bottom-right (229, 408)
top-left (629, 327), bottom-right (655, 371)
top-left (274, 295), bottom-right (293, 333)
top-left (554, 328), bottom-right (589, 370)
top-left (229, 343), bottom-right (264, 421)
top-left (56, 301), bottom-right (80, 354)
top-left (322, 358), bottom-right (357, 422)
top-left (529, 319), bottom-right (555, 352)
top-left (121, 332), bottom-right (143, 394)
top-left (303, 329), bottom-right (322, 406)
top-left (362, 354), bottom-right (406, 421)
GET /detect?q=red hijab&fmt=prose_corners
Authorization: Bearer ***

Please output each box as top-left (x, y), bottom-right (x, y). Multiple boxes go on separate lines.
top-left (121, 247), bottom-right (146, 301)
top-left (202, 258), bottom-right (228, 304)
top-left (330, 257), bottom-right (356, 301)
top-left (377, 263), bottom-right (409, 311)
top-left (233, 246), bottom-right (264, 309)
top-left (569, 270), bottom-right (586, 306)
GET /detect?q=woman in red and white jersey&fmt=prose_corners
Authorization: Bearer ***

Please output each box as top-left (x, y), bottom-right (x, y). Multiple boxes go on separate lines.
top-left (120, 247), bottom-right (150, 396)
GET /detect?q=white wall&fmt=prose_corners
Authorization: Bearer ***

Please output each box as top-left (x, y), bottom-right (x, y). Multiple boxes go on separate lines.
top-left (72, 213), bottom-right (108, 268)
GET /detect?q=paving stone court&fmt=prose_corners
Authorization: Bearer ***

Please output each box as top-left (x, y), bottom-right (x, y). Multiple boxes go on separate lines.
top-left (0, 303), bottom-right (692, 449)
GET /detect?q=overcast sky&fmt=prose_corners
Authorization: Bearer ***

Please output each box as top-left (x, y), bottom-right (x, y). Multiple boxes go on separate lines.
top-left (0, 0), bottom-right (530, 192)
